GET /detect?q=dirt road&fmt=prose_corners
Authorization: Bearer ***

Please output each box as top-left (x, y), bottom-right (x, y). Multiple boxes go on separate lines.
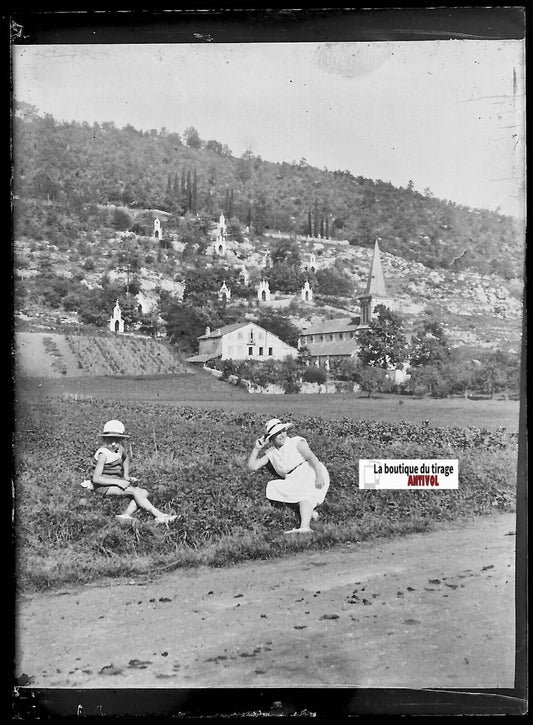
top-left (16, 513), bottom-right (516, 690)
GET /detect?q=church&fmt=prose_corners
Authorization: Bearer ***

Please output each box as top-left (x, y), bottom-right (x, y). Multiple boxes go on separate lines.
top-left (298, 239), bottom-right (397, 371)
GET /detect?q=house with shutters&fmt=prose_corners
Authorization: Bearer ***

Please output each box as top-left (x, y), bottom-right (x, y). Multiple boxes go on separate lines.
top-left (186, 321), bottom-right (298, 364)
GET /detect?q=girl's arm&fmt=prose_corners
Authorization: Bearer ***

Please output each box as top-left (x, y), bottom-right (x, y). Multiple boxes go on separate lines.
top-left (121, 447), bottom-right (131, 481)
top-left (296, 439), bottom-right (325, 489)
top-left (92, 453), bottom-right (131, 490)
top-left (247, 438), bottom-right (271, 472)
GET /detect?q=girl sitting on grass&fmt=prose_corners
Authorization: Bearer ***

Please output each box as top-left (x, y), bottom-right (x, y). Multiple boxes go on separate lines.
top-left (91, 419), bottom-right (176, 525)
top-left (247, 418), bottom-right (330, 534)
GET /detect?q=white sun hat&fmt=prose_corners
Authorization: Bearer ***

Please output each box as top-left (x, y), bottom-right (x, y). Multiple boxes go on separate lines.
top-left (101, 420), bottom-right (130, 438)
top-left (264, 418), bottom-right (293, 441)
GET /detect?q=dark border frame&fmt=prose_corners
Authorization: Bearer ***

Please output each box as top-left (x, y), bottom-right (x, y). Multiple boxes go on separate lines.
top-left (9, 6), bottom-right (527, 719)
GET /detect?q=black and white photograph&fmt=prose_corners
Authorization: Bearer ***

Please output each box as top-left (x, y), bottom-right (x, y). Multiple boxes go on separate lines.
top-left (11, 8), bottom-right (526, 719)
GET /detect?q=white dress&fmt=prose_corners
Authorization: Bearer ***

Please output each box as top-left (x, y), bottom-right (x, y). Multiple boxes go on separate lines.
top-left (265, 436), bottom-right (330, 505)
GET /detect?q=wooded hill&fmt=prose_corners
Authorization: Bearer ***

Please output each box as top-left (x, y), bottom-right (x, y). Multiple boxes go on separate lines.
top-left (13, 102), bottom-right (524, 281)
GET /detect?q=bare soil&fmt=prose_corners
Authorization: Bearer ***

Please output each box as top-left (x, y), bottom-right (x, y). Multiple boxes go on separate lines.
top-left (16, 512), bottom-right (516, 689)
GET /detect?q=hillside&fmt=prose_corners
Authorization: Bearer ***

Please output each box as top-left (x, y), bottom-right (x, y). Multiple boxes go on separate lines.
top-left (15, 332), bottom-right (189, 378)
top-left (13, 103), bottom-right (524, 279)
top-left (14, 228), bottom-right (523, 354)
top-left (12, 105), bottom-right (525, 357)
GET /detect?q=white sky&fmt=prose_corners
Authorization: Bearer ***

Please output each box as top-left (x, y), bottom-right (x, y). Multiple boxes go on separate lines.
top-left (12, 40), bottom-right (526, 218)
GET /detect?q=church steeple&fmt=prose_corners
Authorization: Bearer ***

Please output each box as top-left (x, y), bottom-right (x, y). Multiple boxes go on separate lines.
top-left (358, 239), bottom-right (391, 327)
top-left (364, 239), bottom-right (387, 297)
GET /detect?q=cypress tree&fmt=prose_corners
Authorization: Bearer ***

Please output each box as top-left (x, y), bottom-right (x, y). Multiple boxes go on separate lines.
top-left (192, 168), bottom-right (198, 215)
top-left (186, 169), bottom-right (192, 212)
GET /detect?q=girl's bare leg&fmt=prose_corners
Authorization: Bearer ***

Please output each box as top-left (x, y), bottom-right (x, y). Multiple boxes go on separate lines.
top-left (129, 487), bottom-right (168, 519)
top-left (298, 500), bottom-right (314, 530)
top-left (123, 499), bottom-right (138, 517)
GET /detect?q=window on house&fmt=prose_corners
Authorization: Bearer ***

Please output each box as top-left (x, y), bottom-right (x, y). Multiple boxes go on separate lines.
top-left (259, 347), bottom-right (264, 356)
top-left (248, 346), bottom-right (253, 356)
top-left (320, 335), bottom-right (324, 341)
top-left (268, 347), bottom-right (273, 356)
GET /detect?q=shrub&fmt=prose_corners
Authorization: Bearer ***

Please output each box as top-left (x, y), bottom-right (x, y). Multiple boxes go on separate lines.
top-left (302, 366), bottom-right (327, 385)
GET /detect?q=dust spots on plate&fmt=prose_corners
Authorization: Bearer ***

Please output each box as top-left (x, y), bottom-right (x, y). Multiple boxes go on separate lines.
top-left (99, 663), bottom-right (123, 676)
top-left (127, 659), bottom-right (152, 669)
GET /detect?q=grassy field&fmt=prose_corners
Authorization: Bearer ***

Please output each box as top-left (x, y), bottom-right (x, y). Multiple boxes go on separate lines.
top-left (16, 370), bottom-right (522, 431)
top-left (14, 371), bottom-right (521, 592)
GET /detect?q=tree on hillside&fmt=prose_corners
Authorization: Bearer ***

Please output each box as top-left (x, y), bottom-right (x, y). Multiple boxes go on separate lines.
top-left (357, 305), bottom-right (408, 369)
top-left (192, 168), bottom-right (198, 215)
top-left (409, 319), bottom-right (451, 368)
top-left (163, 302), bottom-right (211, 354)
top-left (267, 262), bottom-right (305, 294)
top-left (314, 267), bottom-right (354, 296)
top-left (270, 237), bottom-right (301, 267)
top-left (184, 126), bottom-right (202, 149)
top-left (252, 192), bottom-right (270, 235)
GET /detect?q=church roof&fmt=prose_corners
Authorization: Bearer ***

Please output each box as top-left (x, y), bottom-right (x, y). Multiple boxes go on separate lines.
top-left (363, 240), bottom-right (388, 297)
top-left (300, 317), bottom-right (358, 335)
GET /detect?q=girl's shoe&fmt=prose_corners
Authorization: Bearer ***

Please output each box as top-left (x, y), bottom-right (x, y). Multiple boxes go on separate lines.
top-left (311, 511), bottom-right (320, 521)
top-left (116, 514), bottom-right (136, 523)
top-left (284, 527), bottom-right (313, 534)
top-left (155, 514), bottom-right (177, 525)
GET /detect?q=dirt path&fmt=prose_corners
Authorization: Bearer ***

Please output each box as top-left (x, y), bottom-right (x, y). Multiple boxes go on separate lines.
top-left (16, 513), bottom-right (516, 690)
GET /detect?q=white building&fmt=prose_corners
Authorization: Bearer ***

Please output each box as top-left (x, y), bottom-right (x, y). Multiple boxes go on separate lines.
top-left (257, 279), bottom-right (271, 302)
top-left (153, 217), bottom-right (162, 242)
top-left (109, 300), bottom-right (125, 333)
top-left (187, 321), bottom-right (298, 364)
top-left (218, 281), bottom-right (231, 302)
top-left (300, 280), bottom-right (314, 302)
